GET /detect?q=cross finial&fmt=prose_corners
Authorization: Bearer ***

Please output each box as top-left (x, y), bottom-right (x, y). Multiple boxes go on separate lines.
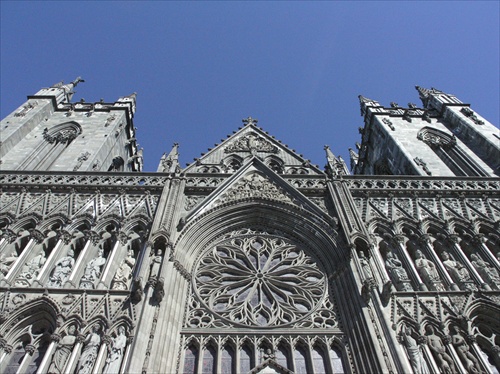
top-left (242, 116), bottom-right (258, 126)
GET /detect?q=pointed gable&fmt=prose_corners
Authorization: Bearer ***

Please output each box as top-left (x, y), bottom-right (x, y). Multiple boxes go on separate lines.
top-left (183, 117), bottom-right (323, 175)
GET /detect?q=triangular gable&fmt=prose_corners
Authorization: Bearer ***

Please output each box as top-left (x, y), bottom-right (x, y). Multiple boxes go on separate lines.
top-left (249, 358), bottom-right (294, 374)
top-left (186, 157), bottom-right (330, 223)
top-left (183, 119), bottom-right (323, 175)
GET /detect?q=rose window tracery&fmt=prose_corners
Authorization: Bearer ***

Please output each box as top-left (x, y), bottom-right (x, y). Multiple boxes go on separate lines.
top-left (194, 235), bottom-right (326, 327)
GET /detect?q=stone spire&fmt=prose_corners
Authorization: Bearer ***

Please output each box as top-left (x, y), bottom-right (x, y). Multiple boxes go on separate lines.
top-left (358, 95), bottom-right (380, 116)
top-left (324, 145), bottom-right (349, 177)
top-left (158, 143), bottom-right (180, 173)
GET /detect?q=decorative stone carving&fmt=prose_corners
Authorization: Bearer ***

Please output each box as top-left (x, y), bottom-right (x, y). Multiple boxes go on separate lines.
top-left (77, 325), bottom-right (102, 374)
top-left (441, 251), bottom-right (475, 290)
top-left (194, 234), bottom-right (326, 327)
top-left (112, 250), bottom-right (135, 290)
top-left (48, 249), bottom-right (75, 288)
top-left (450, 326), bottom-right (481, 373)
top-left (385, 251), bottom-right (413, 291)
top-left (0, 251), bottom-right (18, 277)
top-left (43, 127), bottom-right (80, 144)
top-left (414, 157), bottom-right (432, 176)
top-left (80, 248), bottom-right (106, 289)
top-left (425, 325), bottom-right (457, 374)
top-left (149, 249), bottom-right (162, 281)
top-left (414, 250), bottom-right (444, 291)
top-left (358, 251), bottom-right (374, 280)
top-left (15, 249), bottom-right (46, 286)
top-left (470, 254), bottom-right (500, 289)
top-left (460, 107), bottom-right (484, 125)
top-left (74, 152), bottom-right (91, 171)
top-left (399, 324), bottom-right (430, 374)
top-left (103, 326), bottom-right (127, 374)
top-left (48, 325), bottom-right (77, 374)
top-left (14, 101), bottom-right (38, 117)
top-left (224, 132), bottom-right (278, 154)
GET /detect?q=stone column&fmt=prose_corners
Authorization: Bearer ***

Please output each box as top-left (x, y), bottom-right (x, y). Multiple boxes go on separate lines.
top-left (447, 235), bottom-right (487, 290)
top-left (64, 333), bottom-right (85, 374)
top-left (391, 235), bottom-right (422, 291)
top-left (35, 333), bottom-right (59, 374)
top-left (93, 335), bottom-right (110, 374)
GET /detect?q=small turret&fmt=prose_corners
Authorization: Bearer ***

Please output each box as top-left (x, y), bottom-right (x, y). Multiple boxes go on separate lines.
top-left (158, 143), bottom-right (180, 174)
top-left (324, 145), bottom-right (349, 177)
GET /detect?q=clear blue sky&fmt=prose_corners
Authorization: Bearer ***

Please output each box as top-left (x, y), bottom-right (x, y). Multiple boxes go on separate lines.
top-left (1, 1), bottom-right (498, 172)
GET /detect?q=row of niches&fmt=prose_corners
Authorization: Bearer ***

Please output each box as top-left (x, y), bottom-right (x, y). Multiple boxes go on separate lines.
top-left (1, 319), bottom-right (131, 374)
top-left (0, 220), bottom-right (150, 292)
top-left (358, 232), bottom-right (500, 293)
top-left (180, 334), bottom-right (347, 374)
top-left (195, 155), bottom-right (310, 175)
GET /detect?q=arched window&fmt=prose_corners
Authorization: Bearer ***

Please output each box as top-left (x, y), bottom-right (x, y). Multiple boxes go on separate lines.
top-left (239, 344), bottom-right (253, 373)
top-left (220, 345), bottom-right (235, 374)
top-left (183, 344), bottom-right (198, 374)
top-left (329, 346), bottom-right (346, 374)
top-left (201, 345), bottom-right (216, 374)
top-left (294, 345), bottom-right (310, 374)
top-left (312, 345), bottom-right (328, 374)
top-left (417, 127), bottom-right (489, 176)
top-left (18, 121), bottom-right (82, 171)
top-left (276, 344), bottom-right (292, 369)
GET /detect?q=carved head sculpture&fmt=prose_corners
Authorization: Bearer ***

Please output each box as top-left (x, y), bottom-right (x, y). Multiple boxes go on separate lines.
top-left (98, 248), bottom-right (104, 257)
top-left (415, 250), bottom-right (423, 259)
top-left (128, 250), bottom-right (134, 258)
top-left (67, 249), bottom-right (75, 258)
top-left (425, 325), bottom-right (435, 335)
top-left (156, 249), bottom-right (162, 256)
top-left (451, 326), bottom-right (461, 335)
top-left (386, 251), bottom-right (394, 259)
top-left (441, 251), bottom-right (450, 260)
top-left (118, 326), bottom-right (126, 335)
top-left (470, 254), bottom-right (479, 262)
top-left (92, 324), bottom-right (101, 333)
top-left (68, 325), bottom-right (76, 335)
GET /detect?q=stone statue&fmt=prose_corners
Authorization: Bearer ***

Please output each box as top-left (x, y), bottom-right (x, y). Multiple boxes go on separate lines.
top-left (17, 249), bottom-right (46, 283)
top-left (385, 251), bottom-right (412, 291)
top-left (359, 251), bottom-right (373, 279)
top-left (414, 250), bottom-right (442, 290)
top-left (425, 325), bottom-right (457, 374)
top-left (400, 324), bottom-right (430, 374)
top-left (149, 249), bottom-right (162, 280)
top-left (441, 251), bottom-right (471, 283)
top-left (112, 250), bottom-right (135, 290)
top-left (103, 326), bottom-right (127, 374)
top-left (451, 326), bottom-right (481, 373)
top-left (471, 254), bottom-right (500, 287)
top-left (0, 251), bottom-right (18, 277)
top-left (48, 325), bottom-right (77, 374)
top-left (77, 324), bottom-right (101, 374)
top-left (48, 249), bottom-right (75, 288)
top-left (80, 248), bottom-right (106, 289)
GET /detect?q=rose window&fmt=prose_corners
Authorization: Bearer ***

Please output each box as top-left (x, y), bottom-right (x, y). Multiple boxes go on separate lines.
top-left (194, 235), bottom-right (326, 327)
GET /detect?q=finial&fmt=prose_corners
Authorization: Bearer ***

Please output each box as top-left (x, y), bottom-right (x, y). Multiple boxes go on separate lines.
top-left (71, 77), bottom-right (85, 87)
top-left (242, 116), bottom-right (258, 126)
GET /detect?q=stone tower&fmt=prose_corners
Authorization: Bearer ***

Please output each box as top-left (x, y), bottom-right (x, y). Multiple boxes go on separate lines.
top-left (0, 78), bottom-right (142, 172)
top-left (352, 87), bottom-right (500, 177)
top-left (0, 82), bottom-right (499, 374)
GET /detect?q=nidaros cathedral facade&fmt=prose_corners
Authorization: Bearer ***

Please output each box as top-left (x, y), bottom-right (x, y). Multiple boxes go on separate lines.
top-left (0, 79), bottom-right (499, 374)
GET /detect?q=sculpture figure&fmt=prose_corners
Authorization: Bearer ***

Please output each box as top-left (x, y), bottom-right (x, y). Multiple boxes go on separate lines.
top-left (385, 251), bottom-right (412, 291)
top-left (149, 249), bottom-right (162, 280)
top-left (77, 324), bottom-right (101, 374)
top-left (359, 251), bottom-right (373, 279)
top-left (48, 325), bottom-right (77, 374)
top-left (451, 326), bottom-right (481, 373)
top-left (414, 250), bottom-right (442, 290)
top-left (48, 249), bottom-right (75, 288)
top-left (400, 324), bottom-right (430, 374)
top-left (0, 251), bottom-right (18, 276)
top-left (425, 325), bottom-right (457, 374)
top-left (103, 326), bottom-right (127, 374)
top-left (112, 250), bottom-right (135, 290)
top-left (80, 248), bottom-right (106, 289)
top-left (441, 251), bottom-right (471, 283)
top-left (17, 249), bottom-right (46, 281)
top-left (471, 254), bottom-right (500, 287)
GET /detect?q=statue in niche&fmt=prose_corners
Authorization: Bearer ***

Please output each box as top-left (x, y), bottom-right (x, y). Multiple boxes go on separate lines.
top-left (451, 326), bottom-right (481, 373)
top-left (399, 324), bottom-right (430, 374)
top-left (48, 249), bottom-right (75, 288)
top-left (441, 251), bottom-right (471, 283)
top-left (149, 249), bottom-right (162, 280)
top-left (425, 325), bottom-right (457, 374)
top-left (358, 251), bottom-right (374, 279)
top-left (470, 254), bottom-right (500, 288)
top-left (0, 251), bottom-right (18, 277)
top-left (103, 326), bottom-right (127, 374)
top-left (80, 248), bottom-right (106, 289)
top-left (414, 250), bottom-right (443, 290)
top-left (48, 325), bottom-right (77, 374)
top-left (385, 251), bottom-right (413, 291)
top-left (112, 250), bottom-right (135, 290)
top-left (16, 249), bottom-right (47, 285)
top-left (77, 324), bottom-right (102, 374)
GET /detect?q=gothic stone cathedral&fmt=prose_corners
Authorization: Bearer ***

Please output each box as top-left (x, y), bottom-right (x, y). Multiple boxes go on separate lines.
top-left (0, 80), bottom-right (499, 374)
